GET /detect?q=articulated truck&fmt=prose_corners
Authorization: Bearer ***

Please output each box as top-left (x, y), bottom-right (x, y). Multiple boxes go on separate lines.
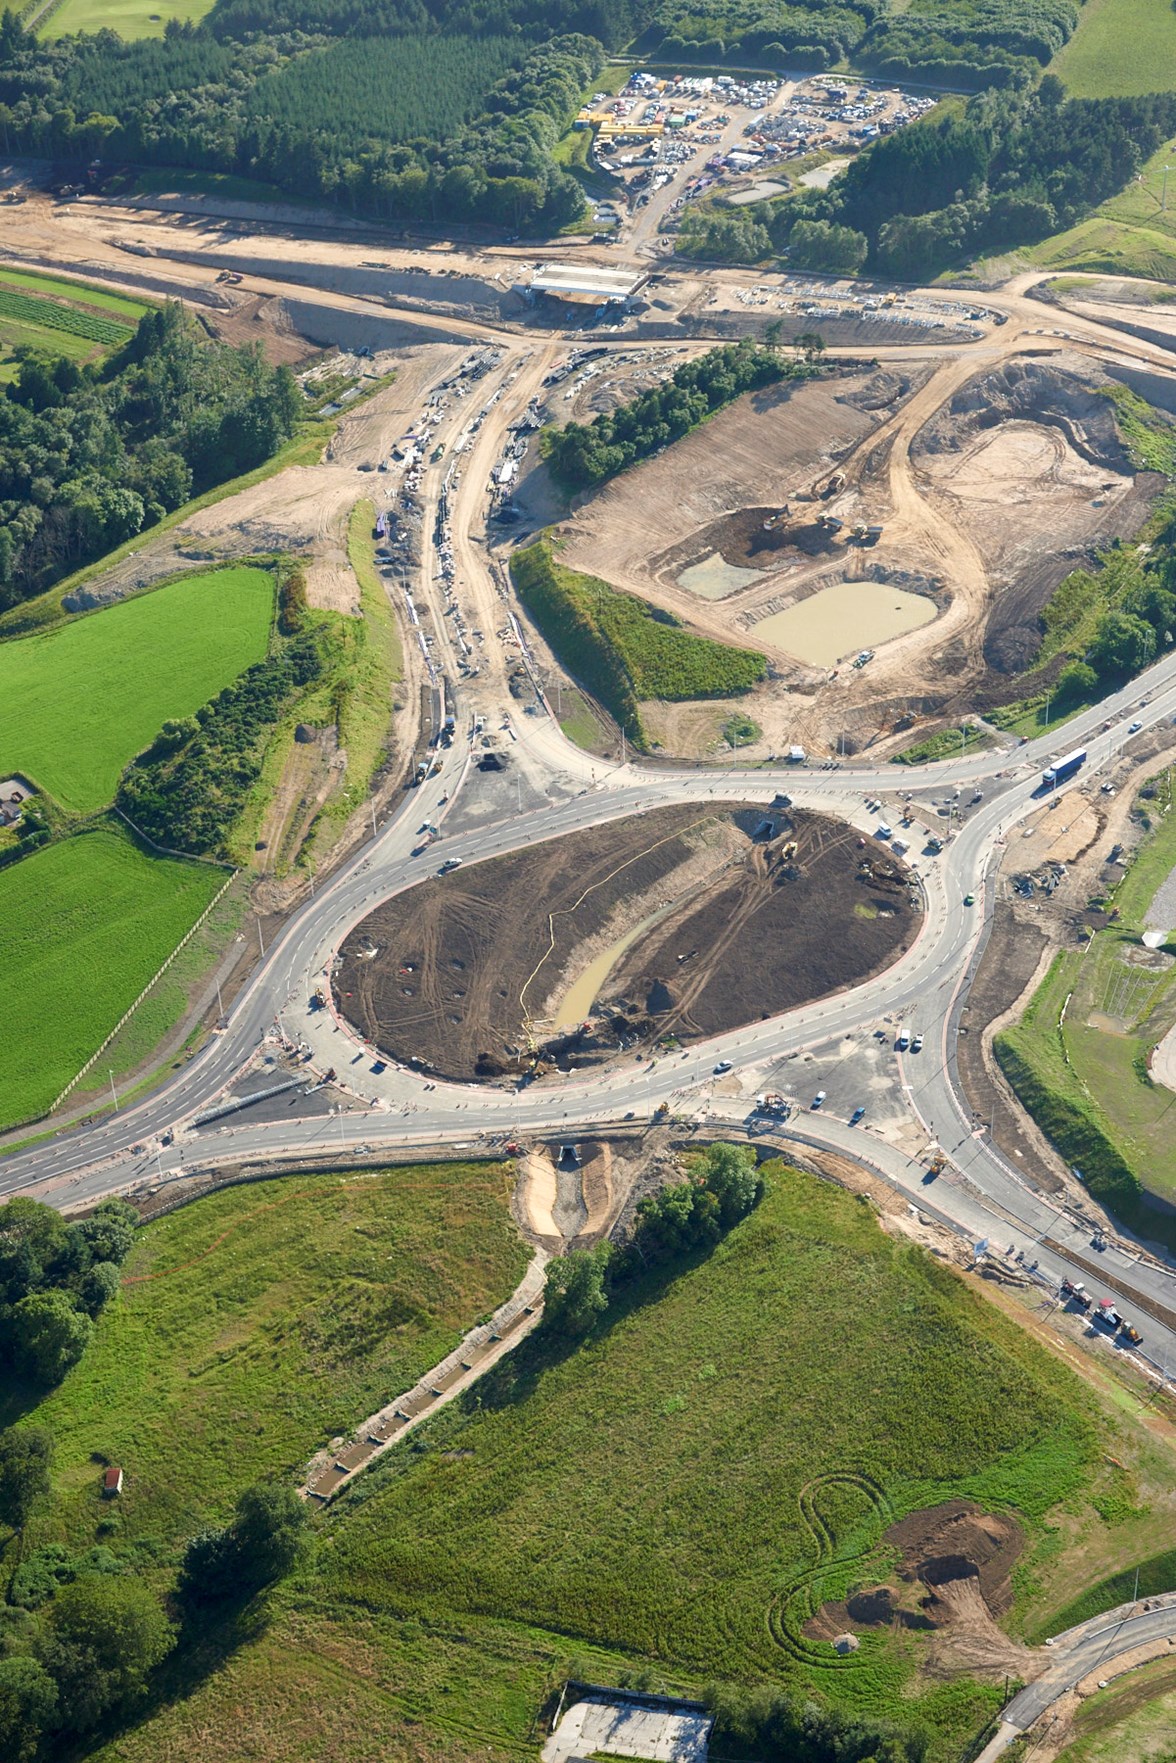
top-left (1042, 747), bottom-right (1086, 789)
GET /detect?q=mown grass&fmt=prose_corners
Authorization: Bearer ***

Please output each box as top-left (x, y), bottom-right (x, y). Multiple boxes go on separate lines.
top-left (1050, 0), bottom-right (1176, 97)
top-left (0, 566), bottom-right (273, 812)
top-left (0, 821), bottom-right (223, 1130)
top-left (16, 1162), bottom-right (528, 1549)
top-left (42, 0), bottom-right (215, 40)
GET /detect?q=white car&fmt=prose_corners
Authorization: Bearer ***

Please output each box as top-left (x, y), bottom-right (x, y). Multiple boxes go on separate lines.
top-left (713, 1059), bottom-right (733, 1074)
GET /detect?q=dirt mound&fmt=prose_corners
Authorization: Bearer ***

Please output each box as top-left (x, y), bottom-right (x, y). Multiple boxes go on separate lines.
top-left (806, 1500), bottom-right (1026, 1658)
top-left (887, 1499), bottom-right (1025, 1617)
top-left (335, 802), bottom-right (917, 1082)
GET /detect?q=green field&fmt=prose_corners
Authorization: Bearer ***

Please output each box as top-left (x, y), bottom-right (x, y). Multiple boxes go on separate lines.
top-left (42, 0), bottom-right (216, 41)
top-left (0, 266), bottom-right (151, 322)
top-left (0, 822), bottom-right (223, 1130)
top-left (75, 1161), bottom-right (1176, 1763)
top-left (1050, 0), bottom-right (1176, 96)
top-left (0, 567), bottom-right (274, 812)
top-left (511, 538), bottom-right (766, 750)
top-left (16, 1162), bottom-right (528, 1546)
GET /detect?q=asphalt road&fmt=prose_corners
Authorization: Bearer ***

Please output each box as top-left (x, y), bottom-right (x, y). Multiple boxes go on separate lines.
top-left (6, 640), bottom-right (1176, 1386)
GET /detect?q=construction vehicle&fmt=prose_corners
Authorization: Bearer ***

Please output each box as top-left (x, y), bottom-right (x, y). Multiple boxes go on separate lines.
top-left (1061, 1278), bottom-right (1092, 1310)
top-left (311, 988), bottom-right (326, 1009)
top-left (1096, 1298), bottom-right (1122, 1330)
top-left (654, 1100), bottom-right (670, 1119)
top-left (818, 471), bottom-right (845, 500)
top-left (922, 1152), bottom-right (945, 1182)
top-left (215, 270), bottom-right (243, 285)
top-left (762, 503), bottom-right (791, 531)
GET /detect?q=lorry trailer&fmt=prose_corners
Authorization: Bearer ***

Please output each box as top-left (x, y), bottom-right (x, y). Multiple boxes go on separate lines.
top-left (1042, 748), bottom-right (1086, 789)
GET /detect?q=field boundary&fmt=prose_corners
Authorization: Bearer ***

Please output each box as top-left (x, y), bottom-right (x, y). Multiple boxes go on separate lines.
top-left (48, 865), bottom-right (237, 1117)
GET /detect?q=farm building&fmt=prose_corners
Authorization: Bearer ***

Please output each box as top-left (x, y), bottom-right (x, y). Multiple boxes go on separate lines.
top-left (102, 1466), bottom-right (124, 1498)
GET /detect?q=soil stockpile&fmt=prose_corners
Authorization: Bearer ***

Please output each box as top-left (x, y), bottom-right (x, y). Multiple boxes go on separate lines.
top-left (335, 802), bottom-right (917, 1081)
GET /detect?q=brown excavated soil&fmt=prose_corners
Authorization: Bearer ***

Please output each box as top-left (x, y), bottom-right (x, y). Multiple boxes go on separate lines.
top-left (807, 1500), bottom-right (1029, 1676)
top-left (335, 801), bottom-right (917, 1082)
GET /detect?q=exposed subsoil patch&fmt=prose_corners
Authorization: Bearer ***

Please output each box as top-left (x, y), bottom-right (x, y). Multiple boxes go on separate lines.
top-left (806, 1501), bottom-right (1027, 1670)
top-left (335, 802), bottom-right (917, 1082)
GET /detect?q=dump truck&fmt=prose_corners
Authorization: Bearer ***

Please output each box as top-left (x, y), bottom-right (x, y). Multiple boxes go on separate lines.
top-left (1061, 1278), bottom-right (1092, 1310)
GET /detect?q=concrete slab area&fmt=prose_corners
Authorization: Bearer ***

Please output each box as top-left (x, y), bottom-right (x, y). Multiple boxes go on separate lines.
top-left (543, 1696), bottom-right (712, 1763)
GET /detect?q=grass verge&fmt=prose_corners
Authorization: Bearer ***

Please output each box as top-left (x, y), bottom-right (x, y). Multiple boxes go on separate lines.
top-left (996, 762), bottom-right (1176, 1225)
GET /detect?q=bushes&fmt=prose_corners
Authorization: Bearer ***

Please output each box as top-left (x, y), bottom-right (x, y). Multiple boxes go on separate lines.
top-left (707, 1682), bottom-right (926, 1763)
top-left (510, 540), bottom-right (766, 748)
top-left (117, 630), bottom-right (326, 856)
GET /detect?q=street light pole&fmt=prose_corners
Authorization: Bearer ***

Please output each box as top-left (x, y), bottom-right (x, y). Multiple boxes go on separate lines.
top-left (108, 1070), bottom-right (118, 1112)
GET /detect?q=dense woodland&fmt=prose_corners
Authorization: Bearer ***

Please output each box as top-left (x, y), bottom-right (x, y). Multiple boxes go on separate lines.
top-left (0, 11), bottom-right (604, 231)
top-left (640, 0), bottom-right (1074, 85)
top-left (0, 302), bottom-right (300, 609)
top-left (683, 78), bottom-right (1176, 277)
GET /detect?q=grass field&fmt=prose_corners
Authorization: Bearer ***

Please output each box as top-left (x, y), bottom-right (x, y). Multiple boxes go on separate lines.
top-left (42, 0), bottom-right (216, 41)
top-left (0, 264), bottom-right (148, 380)
top-left (0, 266), bottom-right (151, 322)
top-left (0, 822), bottom-right (223, 1130)
top-left (1050, 0), bottom-right (1176, 96)
top-left (15, 1162), bottom-right (528, 1547)
top-left (79, 1161), bottom-right (1176, 1763)
top-left (0, 566), bottom-right (274, 812)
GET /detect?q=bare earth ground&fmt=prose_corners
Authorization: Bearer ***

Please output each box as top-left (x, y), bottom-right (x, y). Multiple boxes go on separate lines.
top-left (335, 802), bottom-right (916, 1081)
top-left (549, 352), bottom-right (1165, 763)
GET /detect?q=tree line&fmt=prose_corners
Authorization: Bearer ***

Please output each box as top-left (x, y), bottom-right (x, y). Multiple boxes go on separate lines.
top-left (543, 338), bottom-right (797, 489)
top-left (0, 1196), bottom-right (137, 1389)
top-left (117, 568), bottom-right (324, 858)
top-left (542, 1143), bottom-right (761, 1338)
top-left (0, 300), bottom-right (301, 611)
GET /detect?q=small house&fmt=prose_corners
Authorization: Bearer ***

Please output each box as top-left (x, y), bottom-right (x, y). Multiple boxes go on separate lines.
top-left (102, 1466), bottom-right (124, 1499)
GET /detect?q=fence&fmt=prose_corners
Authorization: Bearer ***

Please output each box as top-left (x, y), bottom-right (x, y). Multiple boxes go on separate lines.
top-left (48, 868), bottom-right (238, 1116)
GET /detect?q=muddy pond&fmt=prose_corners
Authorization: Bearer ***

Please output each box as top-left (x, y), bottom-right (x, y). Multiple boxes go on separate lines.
top-left (752, 580), bottom-right (936, 667)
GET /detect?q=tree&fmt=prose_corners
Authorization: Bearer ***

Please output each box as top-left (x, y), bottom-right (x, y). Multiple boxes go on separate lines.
top-left (0, 1427), bottom-right (52, 1532)
top-left (9, 1290), bottom-right (92, 1385)
top-left (1054, 658), bottom-right (1097, 705)
top-left (39, 1575), bottom-right (173, 1731)
top-left (1086, 608), bottom-right (1156, 680)
top-left (0, 1197), bottom-right (69, 1305)
top-left (179, 1480), bottom-right (307, 1605)
top-left (0, 1656), bottom-right (57, 1763)
top-left (700, 1142), bottom-right (759, 1226)
top-left (787, 218), bottom-right (868, 274)
top-left (542, 1243), bottom-right (611, 1337)
top-left (73, 1198), bottom-right (137, 1268)
top-left (231, 1481), bottom-right (306, 1588)
top-left (794, 331), bottom-right (826, 363)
